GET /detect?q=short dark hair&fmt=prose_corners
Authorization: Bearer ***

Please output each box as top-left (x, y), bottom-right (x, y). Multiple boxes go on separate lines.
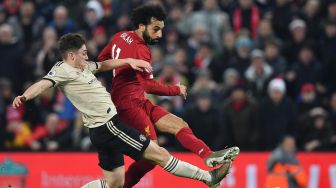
top-left (58, 33), bottom-right (86, 59)
top-left (131, 4), bottom-right (167, 29)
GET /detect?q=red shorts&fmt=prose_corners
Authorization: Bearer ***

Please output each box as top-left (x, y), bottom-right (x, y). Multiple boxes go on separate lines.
top-left (117, 99), bottom-right (168, 140)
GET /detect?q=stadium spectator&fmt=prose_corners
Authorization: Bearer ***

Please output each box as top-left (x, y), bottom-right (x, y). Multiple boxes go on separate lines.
top-left (210, 30), bottom-right (237, 83)
top-left (255, 19), bottom-right (278, 49)
top-left (259, 78), bottom-right (296, 150)
top-left (320, 19), bottom-right (336, 92)
top-left (48, 5), bottom-right (75, 37)
top-left (179, 0), bottom-right (230, 49)
top-left (286, 46), bottom-right (322, 97)
top-left (79, 0), bottom-right (105, 38)
top-left (185, 23), bottom-right (210, 64)
top-left (271, 0), bottom-right (294, 40)
top-left (231, 37), bottom-right (253, 74)
top-left (162, 27), bottom-right (181, 55)
top-left (0, 23), bottom-right (24, 93)
top-left (297, 83), bottom-right (320, 115)
top-left (232, 0), bottom-right (260, 38)
top-left (0, 5), bottom-right (7, 25)
top-left (328, 2), bottom-right (336, 21)
top-left (298, 107), bottom-right (336, 151)
top-left (221, 85), bottom-right (259, 150)
top-left (7, 1), bottom-right (44, 50)
top-left (298, 0), bottom-right (322, 41)
top-left (2, 0), bottom-right (22, 17)
top-left (245, 49), bottom-right (273, 97)
top-left (190, 69), bottom-right (218, 101)
top-left (284, 19), bottom-right (308, 64)
top-left (264, 40), bottom-right (287, 77)
top-left (193, 43), bottom-right (216, 71)
top-left (25, 27), bottom-right (59, 80)
top-left (183, 90), bottom-right (224, 150)
top-left (218, 68), bottom-right (241, 100)
top-left (26, 113), bottom-right (71, 151)
top-left (4, 106), bottom-right (31, 150)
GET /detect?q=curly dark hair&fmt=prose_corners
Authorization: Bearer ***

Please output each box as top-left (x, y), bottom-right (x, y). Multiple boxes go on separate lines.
top-left (131, 4), bottom-right (167, 29)
top-left (58, 33), bottom-right (86, 59)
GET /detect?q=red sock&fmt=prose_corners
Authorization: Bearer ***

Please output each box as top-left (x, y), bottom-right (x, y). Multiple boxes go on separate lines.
top-left (124, 160), bottom-right (156, 188)
top-left (176, 127), bottom-right (212, 158)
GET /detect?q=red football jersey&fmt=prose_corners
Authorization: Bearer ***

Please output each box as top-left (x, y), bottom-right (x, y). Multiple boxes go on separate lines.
top-left (98, 31), bottom-right (180, 108)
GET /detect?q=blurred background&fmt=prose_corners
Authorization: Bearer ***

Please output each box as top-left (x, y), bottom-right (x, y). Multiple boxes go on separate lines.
top-left (0, 0), bottom-right (335, 187)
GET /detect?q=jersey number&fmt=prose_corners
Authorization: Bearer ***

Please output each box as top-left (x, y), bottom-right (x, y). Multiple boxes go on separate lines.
top-left (111, 44), bottom-right (121, 77)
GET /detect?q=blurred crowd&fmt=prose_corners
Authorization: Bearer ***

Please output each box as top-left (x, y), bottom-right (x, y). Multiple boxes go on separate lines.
top-left (1, 0), bottom-right (336, 152)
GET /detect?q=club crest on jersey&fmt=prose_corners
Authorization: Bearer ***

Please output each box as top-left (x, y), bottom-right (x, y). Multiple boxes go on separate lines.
top-left (47, 70), bottom-right (56, 77)
top-left (139, 134), bottom-right (147, 142)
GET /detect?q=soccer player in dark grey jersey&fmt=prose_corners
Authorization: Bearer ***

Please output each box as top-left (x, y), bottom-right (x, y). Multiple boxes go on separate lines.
top-left (13, 33), bottom-right (232, 188)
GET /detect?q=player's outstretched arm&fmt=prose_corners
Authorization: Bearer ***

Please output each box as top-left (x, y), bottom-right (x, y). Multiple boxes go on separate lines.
top-left (136, 73), bottom-right (187, 99)
top-left (97, 58), bottom-right (152, 72)
top-left (12, 79), bottom-right (53, 108)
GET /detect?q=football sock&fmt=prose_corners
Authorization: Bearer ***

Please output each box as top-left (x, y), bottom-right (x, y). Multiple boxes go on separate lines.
top-left (163, 156), bottom-right (212, 183)
top-left (176, 127), bottom-right (212, 158)
top-left (81, 179), bottom-right (109, 188)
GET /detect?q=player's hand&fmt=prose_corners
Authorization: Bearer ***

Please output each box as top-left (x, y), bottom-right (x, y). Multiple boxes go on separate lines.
top-left (12, 95), bottom-right (27, 109)
top-left (177, 84), bottom-right (187, 100)
top-left (127, 59), bottom-right (152, 72)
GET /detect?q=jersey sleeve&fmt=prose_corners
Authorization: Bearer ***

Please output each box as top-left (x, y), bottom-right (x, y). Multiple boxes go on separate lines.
top-left (42, 65), bottom-right (70, 87)
top-left (98, 42), bottom-right (112, 62)
top-left (135, 45), bottom-right (180, 96)
top-left (86, 61), bottom-right (101, 74)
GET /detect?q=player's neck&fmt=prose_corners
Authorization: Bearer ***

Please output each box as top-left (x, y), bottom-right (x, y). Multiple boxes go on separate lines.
top-left (64, 60), bottom-right (85, 71)
top-left (135, 29), bottom-right (145, 42)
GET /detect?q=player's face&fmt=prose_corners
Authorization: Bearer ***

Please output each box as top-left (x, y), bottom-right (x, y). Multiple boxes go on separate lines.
top-left (74, 45), bottom-right (89, 63)
top-left (143, 17), bottom-right (164, 45)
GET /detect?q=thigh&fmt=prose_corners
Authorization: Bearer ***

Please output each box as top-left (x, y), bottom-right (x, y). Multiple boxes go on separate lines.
top-left (144, 100), bottom-right (169, 123)
top-left (97, 150), bottom-right (124, 171)
top-left (155, 113), bottom-right (188, 135)
top-left (89, 116), bottom-right (150, 170)
top-left (118, 105), bottom-right (158, 140)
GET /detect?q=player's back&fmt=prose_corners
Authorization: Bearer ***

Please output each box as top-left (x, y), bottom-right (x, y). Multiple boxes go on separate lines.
top-left (98, 31), bottom-right (151, 108)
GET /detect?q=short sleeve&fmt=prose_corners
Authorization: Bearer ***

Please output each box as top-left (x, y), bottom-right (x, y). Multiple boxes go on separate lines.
top-left (43, 65), bottom-right (69, 87)
top-left (86, 61), bottom-right (101, 74)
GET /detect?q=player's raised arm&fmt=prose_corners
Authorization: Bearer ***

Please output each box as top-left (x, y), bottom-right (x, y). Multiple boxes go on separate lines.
top-left (97, 58), bottom-right (152, 72)
top-left (12, 79), bottom-right (53, 108)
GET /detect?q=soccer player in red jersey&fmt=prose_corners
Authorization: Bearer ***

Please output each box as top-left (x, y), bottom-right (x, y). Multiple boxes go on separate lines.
top-left (98, 4), bottom-right (239, 187)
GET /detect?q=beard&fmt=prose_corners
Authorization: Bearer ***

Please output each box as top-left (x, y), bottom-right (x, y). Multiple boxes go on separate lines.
top-left (143, 27), bottom-right (160, 45)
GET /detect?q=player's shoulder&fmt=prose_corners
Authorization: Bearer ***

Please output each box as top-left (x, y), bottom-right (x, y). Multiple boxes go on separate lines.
top-left (49, 61), bottom-right (71, 75)
top-left (114, 31), bottom-right (143, 46)
top-left (44, 61), bottom-right (66, 78)
top-left (51, 61), bottom-right (66, 70)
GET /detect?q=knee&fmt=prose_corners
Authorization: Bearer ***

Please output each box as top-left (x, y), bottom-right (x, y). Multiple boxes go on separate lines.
top-left (106, 174), bottom-right (125, 188)
top-left (181, 120), bottom-right (189, 128)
